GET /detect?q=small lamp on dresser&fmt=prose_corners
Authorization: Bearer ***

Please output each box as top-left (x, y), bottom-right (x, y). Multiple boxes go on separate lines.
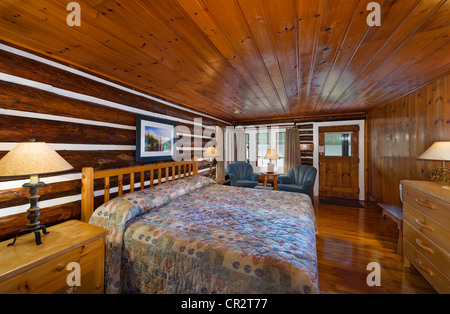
top-left (418, 141), bottom-right (450, 190)
top-left (0, 138), bottom-right (73, 246)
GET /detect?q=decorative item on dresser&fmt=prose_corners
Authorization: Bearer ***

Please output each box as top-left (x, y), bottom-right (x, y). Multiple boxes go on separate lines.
top-left (0, 139), bottom-right (73, 246)
top-left (0, 220), bottom-right (108, 294)
top-left (401, 180), bottom-right (450, 293)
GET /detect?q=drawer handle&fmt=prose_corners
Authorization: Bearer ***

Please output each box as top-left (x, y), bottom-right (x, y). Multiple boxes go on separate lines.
top-left (415, 198), bottom-right (436, 210)
top-left (55, 264), bottom-right (65, 272)
top-left (415, 238), bottom-right (435, 254)
top-left (414, 219), bottom-right (435, 232)
top-left (415, 258), bottom-right (434, 276)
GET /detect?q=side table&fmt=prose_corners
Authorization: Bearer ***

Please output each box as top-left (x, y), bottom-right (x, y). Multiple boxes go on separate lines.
top-left (258, 173), bottom-right (281, 190)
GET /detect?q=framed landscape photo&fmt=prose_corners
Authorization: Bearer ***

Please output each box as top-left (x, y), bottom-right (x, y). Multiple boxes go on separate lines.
top-left (136, 115), bottom-right (177, 162)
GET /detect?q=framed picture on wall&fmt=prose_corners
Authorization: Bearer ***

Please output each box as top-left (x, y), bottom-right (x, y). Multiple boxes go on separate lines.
top-left (136, 115), bottom-right (177, 162)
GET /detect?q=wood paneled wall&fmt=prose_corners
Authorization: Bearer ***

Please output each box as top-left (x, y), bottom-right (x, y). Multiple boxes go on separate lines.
top-left (0, 48), bottom-right (226, 241)
top-left (367, 74), bottom-right (450, 206)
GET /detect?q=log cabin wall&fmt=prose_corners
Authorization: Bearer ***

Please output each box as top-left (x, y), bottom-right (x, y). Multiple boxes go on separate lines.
top-left (0, 47), bottom-right (228, 241)
top-left (367, 74), bottom-right (450, 207)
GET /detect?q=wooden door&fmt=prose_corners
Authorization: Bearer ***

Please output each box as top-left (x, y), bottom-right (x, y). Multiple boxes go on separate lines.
top-left (319, 125), bottom-right (359, 199)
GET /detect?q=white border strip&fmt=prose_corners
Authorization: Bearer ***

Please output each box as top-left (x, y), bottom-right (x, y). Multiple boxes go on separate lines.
top-left (0, 143), bottom-right (136, 151)
top-left (0, 108), bottom-right (136, 131)
top-left (0, 72), bottom-right (204, 127)
top-left (0, 72), bottom-right (223, 129)
top-left (0, 143), bottom-right (209, 152)
top-left (0, 168), bottom-right (210, 217)
top-left (234, 122), bottom-right (295, 129)
top-left (0, 173), bottom-right (82, 191)
top-left (0, 43), bottom-right (231, 125)
top-left (0, 195), bottom-right (82, 217)
top-left (0, 109), bottom-right (215, 140)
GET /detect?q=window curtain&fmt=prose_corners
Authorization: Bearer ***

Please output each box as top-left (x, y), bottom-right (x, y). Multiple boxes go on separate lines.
top-left (235, 129), bottom-right (246, 162)
top-left (215, 126), bottom-right (225, 181)
top-left (225, 127), bottom-right (235, 167)
top-left (284, 127), bottom-right (302, 174)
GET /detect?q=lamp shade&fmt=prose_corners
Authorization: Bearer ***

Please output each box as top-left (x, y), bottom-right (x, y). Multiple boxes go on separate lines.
top-left (264, 149), bottom-right (279, 160)
top-left (0, 142), bottom-right (73, 177)
top-left (203, 146), bottom-right (220, 158)
top-left (418, 142), bottom-right (450, 161)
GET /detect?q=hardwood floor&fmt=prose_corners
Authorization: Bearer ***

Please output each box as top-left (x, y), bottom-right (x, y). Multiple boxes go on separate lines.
top-left (313, 197), bottom-right (436, 294)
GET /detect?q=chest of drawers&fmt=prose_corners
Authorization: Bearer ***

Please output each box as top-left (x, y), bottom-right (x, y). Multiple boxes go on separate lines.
top-left (401, 180), bottom-right (450, 293)
top-left (0, 220), bottom-right (108, 294)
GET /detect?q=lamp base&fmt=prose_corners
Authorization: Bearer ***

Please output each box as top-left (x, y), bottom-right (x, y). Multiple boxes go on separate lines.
top-left (7, 181), bottom-right (49, 246)
top-left (7, 225), bottom-right (49, 247)
top-left (429, 166), bottom-right (449, 185)
top-left (208, 159), bottom-right (216, 179)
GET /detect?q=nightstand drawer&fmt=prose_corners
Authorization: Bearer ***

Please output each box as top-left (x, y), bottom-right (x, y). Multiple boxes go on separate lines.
top-left (403, 185), bottom-right (450, 227)
top-left (36, 247), bottom-right (104, 294)
top-left (0, 237), bottom-right (104, 294)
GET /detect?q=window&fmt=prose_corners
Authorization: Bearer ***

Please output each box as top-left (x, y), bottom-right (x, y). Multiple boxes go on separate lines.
top-left (324, 132), bottom-right (352, 157)
top-left (276, 132), bottom-right (285, 168)
top-left (245, 133), bottom-right (250, 162)
top-left (242, 127), bottom-right (286, 170)
top-left (257, 133), bottom-right (269, 167)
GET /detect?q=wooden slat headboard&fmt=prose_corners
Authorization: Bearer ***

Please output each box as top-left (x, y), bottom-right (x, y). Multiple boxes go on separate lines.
top-left (81, 160), bottom-right (198, 222)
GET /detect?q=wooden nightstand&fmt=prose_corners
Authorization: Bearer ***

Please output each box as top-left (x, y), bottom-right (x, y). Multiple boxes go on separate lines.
top-left (0, 220), bottom-right (108, 294)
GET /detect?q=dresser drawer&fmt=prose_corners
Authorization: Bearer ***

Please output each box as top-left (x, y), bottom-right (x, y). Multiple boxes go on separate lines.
top-left (403, 203), bottom-right (450, 252)
top-left (0, 237), bottom-right (104, 294)
top-left (35, 252), bottom-right (104, 294)
top-left (403, 220), bottom-right (450, 276)
top-left (404, 239), bottom-right (450, 294)
top-left (402, 184), bottom-right (450, 227)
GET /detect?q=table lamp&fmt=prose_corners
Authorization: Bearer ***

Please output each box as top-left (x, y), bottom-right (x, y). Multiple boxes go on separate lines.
top-left (418, 141), bottom-right (450, 190)
top-left (203, 146), bottom-right (220, 179)
top-left (264, 149), bottom-right (279, 173)
top-left (0, 138), bottom-right (73, 246)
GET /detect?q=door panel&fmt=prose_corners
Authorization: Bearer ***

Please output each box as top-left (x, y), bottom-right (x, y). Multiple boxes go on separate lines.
top-left (319, 125), bottom-right (359, 199)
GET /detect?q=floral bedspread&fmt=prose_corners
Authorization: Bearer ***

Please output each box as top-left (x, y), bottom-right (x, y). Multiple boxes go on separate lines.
top-left (89, 176), bottom-right (318, 294)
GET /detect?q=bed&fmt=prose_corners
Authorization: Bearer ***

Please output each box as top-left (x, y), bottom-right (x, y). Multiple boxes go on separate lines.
top-left (81, 161), bottom-right (318, 294)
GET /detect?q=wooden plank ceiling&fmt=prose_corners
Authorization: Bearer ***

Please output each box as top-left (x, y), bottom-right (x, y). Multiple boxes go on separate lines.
top-left (0, 0), bottom-right (449, 123)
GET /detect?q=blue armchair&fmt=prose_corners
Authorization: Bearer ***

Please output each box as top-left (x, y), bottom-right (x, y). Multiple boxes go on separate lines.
top-left (278, 165), bottom-right (317, 200)
top-left (226, 161), bottom-right (260, 188)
